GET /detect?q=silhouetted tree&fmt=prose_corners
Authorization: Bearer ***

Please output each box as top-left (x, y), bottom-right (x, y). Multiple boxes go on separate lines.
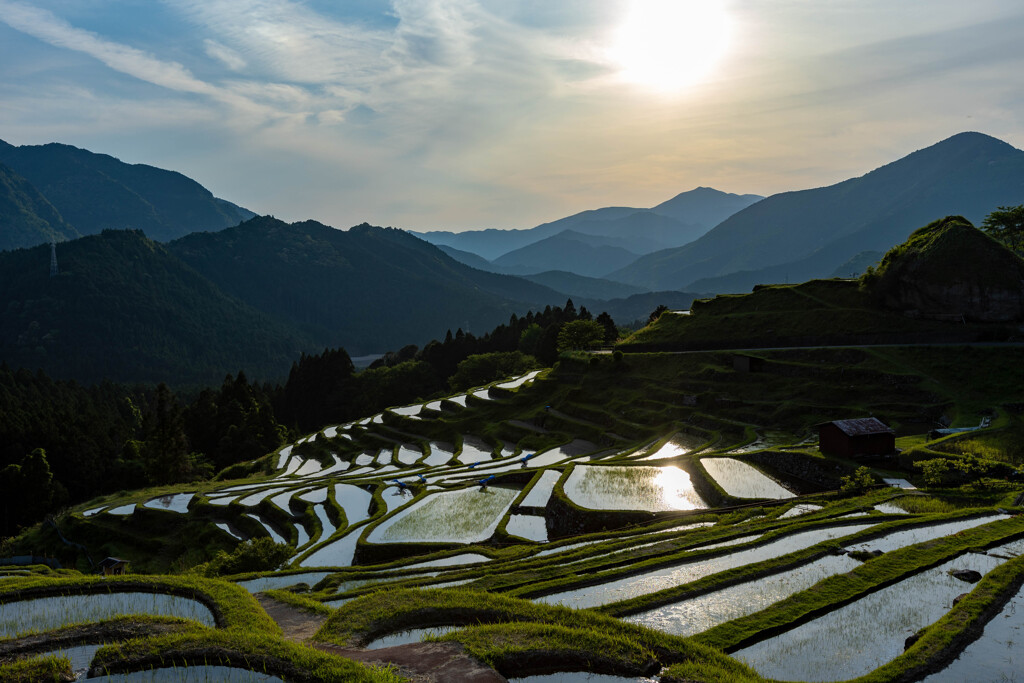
top-left (982, 205), bottom-right (1024, 256)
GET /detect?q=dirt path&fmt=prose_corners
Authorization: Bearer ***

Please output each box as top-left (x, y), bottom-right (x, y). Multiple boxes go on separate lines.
top-left (255, 594), bottom-right (507, 683)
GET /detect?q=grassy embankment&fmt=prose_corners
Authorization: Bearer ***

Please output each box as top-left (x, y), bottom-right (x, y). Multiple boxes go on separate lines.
top-left (0, 573), bottom-right (404, 682)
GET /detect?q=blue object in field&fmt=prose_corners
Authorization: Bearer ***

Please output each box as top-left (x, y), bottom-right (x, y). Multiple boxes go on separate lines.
top-left (393, 479), bottom-right (408, 489)
top-left (521, 453), bottom-right (534, 463)
top-left (478, 475), bottom-right (495, 487)
top-left (468, 462), bottom-right (478, 469)
top-left (417, 474), bottom-right (427, 483)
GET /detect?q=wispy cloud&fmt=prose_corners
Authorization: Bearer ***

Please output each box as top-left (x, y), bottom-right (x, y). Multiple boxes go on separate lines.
top-left (0, 0), bottom-right (217, 95)
top-left (203, 39), bottom-right (246, 71)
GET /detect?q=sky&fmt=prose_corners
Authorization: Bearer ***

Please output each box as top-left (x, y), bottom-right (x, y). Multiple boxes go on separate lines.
top-left (1, 0), bottom-right (1023, 232)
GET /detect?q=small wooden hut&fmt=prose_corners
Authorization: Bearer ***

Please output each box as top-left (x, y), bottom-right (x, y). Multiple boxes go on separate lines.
top-left (98, 557), bottom-right (130, 576)
top-left (817, 418), bottom-right (895, 458)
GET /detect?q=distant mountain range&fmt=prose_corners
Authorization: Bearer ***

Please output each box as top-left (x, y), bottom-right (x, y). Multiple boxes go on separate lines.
top-left (0, 218), bottom-right (692, 384)
top-left (0, 139), bottom-right (253, 250)
top-left (610, 132), bottom-right (1024, 292)
top-left (415, 187), bottom-right (763, 261)
top-left (3, 131), bottom-right (1022, 385)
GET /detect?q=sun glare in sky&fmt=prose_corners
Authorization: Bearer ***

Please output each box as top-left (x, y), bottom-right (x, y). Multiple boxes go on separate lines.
top-left (609, 0), bottom-right (733, 92)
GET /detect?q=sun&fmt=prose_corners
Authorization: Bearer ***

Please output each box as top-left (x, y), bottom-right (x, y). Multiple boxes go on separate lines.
top-left (609, 0), bottom-right (733, 92)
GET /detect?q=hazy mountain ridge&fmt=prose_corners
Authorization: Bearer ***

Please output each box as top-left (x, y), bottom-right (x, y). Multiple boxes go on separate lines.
top-left (490, 229), bottom-right (640, 277)
top-left (0, 139), bottom-right (254, 247)
top-left (611, 132), bottom-right (1024, 292)
top-left (414, 187), bottom-right (764, 261)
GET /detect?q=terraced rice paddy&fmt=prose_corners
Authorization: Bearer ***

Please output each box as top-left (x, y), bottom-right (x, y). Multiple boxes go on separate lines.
top-left (142, 493), bottom-right (194, 513)
top-left (367, 486), bottom-right (520, 544)
top-left (85, 667), bottom-right (284, 682)
top-left (623, 554), bottom-right (861, 636)
top-left (536, 523), bottom-right (878, 609)
top-left (506, 514), bottom-right (548, 542)
top-left (365, 625), bottom-right (461, 649)
top-left (520, 470), bottom-right (561, 507)
top-left (564, 465), bottom-right (707, 511)
top-left (58, 361), bottom-right (1024, 682)
top-left (1, 592), bottom-right (215, 637)
top-left (700, 458), bottom-right (795, 499)
top-left (734, 551), bottom-right (1010, 681)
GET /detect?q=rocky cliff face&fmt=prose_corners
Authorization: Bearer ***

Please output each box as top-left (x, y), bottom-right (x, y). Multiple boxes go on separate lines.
top-left (870, 216), bottom-right (1024, 322)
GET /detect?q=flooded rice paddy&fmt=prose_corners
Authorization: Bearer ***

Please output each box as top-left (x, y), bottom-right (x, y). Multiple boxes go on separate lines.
top-left (298, 528), bottom-right (362, 567)
top-left (236, 572), bottom-right (331, 593)
top-left (1, 592), bottom-right (215, 637)
top-left (333, 483), bottom-right (373, 525)
top-left (365, 625), bottom-right (461, 649)
top-left (65, 376), bottom-right (1024, 682)
top-left (520, 470), bottom-right (561, 508)
top-left (733, 551), bottom-right (1009, 681)
top-left (623, 554), bottom-right (862, 636)
top-left (701, 458), bottom-right (794, 499)
top-left (84, 667), bottom-right (284, 682)
top-left (367, 486), bottom-right (519, 544)
top-left (920, 578), bottom-right (1024, 682)
top-left (536, 523), bottom-right (877, 609)
top-left (843, 514), bottom-right (1010, 553)
top-left (142, 493), bottom-right (194, 513)
top-left (564, 465), bottom-right (707, 512)
top-left (506, 514), bottom-right (548, 542)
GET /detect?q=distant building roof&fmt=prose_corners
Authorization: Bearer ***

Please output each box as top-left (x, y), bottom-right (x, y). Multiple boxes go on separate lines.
top-left (98, 557), bottom-right (129, 569)
top-left (822, 418), bottom-right (894, 437)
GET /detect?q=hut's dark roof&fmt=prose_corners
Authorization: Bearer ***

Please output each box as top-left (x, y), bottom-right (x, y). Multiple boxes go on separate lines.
top-left (98, 557), bottom-right (129, 569)
top-left (821, 418), bottom-right (894, 437)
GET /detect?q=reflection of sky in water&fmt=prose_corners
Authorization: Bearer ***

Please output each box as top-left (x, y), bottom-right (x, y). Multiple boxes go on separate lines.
top-left (844, 514), bottom-right (1009, 553)
top-left (86, 665), bottom-right (284, 682)
top-left (368, 487), bottom-right (519, 544)
top-left (564, 465), bottom-right (707, 512)
top-left (734, 552), bottom-right (1008, 681)
top-left (299, 528), bottom-right (362, 567)
top-left (1, 592), bottom-right (215, 637)
top-left (701, 458), bottom-right (794, 499)
top-left (641, 441), bottom-right (689, 461)
top-left (537, 523), bottom-right (877, 609)
top-left (142, 493), bottom-right (194, 513)
top-left (506, 514), bottom-right (548, 542)
top-left (625, 554), bottom-right (861, 636)
top-left (521, 470), bottom-right (561, 507)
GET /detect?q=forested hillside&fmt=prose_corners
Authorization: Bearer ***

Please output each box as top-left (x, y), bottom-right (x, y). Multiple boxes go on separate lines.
top-left (0, 230), bottom-right (313, 384)
top-left (0, 139), bottom-right (253, 246)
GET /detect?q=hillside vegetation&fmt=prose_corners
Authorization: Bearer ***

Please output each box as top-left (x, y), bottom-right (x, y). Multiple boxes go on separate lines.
top-left (0, 139), bottom-right (252, 246)
top-left (612, 132), bottom-right (1024, 293)
top-left (623, 217), bottom-right (1024, 351)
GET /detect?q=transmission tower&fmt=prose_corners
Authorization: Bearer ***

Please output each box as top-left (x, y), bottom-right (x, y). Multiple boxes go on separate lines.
top-left (49, 240), bottom-right (59, 277)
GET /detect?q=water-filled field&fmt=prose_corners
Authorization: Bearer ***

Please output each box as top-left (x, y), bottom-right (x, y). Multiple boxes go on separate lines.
top-left (1, 592), bottom-right (215, 637)
top-left (367, 486), bottom-right (520, 544)
top-left (537, 523), bottom-right (877, 609)
top-left (563, 465), bottom-right (707, 511)
top-left (623, 554), bottom-right (861, 636)
top-left (734, 551), bottom-right (1009, 680)
top-left (700, 458), bottom-right (795, 499)
top-left (61, 360), bottom-right (1024, 683)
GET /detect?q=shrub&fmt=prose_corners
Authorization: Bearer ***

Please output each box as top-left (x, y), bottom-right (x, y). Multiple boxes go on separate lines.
top-left (204, 538), bottom-right (292, 576)
top-left (839, 466), bottom-right (877, 494)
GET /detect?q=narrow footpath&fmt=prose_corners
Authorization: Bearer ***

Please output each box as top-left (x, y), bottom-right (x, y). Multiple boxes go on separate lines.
top-left (256, 594), bottom-right (507, 683)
